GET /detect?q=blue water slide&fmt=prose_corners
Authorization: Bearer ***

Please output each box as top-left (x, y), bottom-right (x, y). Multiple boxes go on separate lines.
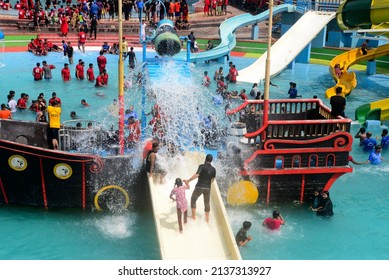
top-left (174, 4), bottom-right (295, 63)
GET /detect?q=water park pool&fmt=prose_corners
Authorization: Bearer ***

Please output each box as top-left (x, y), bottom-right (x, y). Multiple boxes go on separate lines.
top-left (0, 49), bottom-right (389, 260)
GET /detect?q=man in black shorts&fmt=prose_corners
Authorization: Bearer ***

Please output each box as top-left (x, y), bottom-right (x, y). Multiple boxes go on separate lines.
top-left (184, 154), bottom-right (216, 222)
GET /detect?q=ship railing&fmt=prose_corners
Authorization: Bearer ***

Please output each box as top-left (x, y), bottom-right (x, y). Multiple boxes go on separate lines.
top-left (265, 118), bottom-right (350, 139)
top-left (59, 120), bottom-right (104, 153)
top-left (226, 98), bottom-right (351, 142)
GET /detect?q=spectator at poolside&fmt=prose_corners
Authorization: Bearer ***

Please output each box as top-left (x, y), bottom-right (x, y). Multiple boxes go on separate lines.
top-left (101, 42), bottom-right (110, 53)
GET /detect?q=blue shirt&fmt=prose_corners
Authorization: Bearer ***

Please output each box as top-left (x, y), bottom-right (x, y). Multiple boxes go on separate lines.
top-left (368, 151), bottom-right (382, 165)
top-left (362, 138), bottom-right (377, 151)
top-left (212, 95), bottom-right (223, 105)
top-left (381, 135), bottom-right (389, 149)
top-left (124, 111), bottom-right (138, 124)
top-left (288, 88), bottom-right (298, 98)
top-left (137, 1), bottom-right (144, 9)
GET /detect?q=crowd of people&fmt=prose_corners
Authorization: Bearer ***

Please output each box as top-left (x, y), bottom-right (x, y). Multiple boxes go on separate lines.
top-left (12, 0), bottom-right (193, 33)
top-left (28, 34), bottom-right (62, 55)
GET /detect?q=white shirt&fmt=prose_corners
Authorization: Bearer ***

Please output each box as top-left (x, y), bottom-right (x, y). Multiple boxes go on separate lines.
top-left (8, 99), bottom-right (17, 113)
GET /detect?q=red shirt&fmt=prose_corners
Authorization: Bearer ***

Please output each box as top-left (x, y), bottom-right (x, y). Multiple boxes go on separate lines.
top-left (103, 73), bottom-right (108, 85)
top-left (87, 68), bottom-right (95, 81)
top-left (127, 120), bottom-right (141, 142)
top-left (61, 67), bottom-right (71, 81)
top-left (95, 75), bottom-right (104, 86)
top-left (33, 38), bottom-right (42, 47)
top-left (75, 64), bottom-right (84, 79)
top-left (33, 66), bottom-right (43, 80)
top-left (229, 68), bottom-right (238, 83)
top-left (49, 97), bottom-right (62, 106)
top-left (263, 218), bottom-right (283, 230)
top-left (28, 42), bottom-right (35, 50)
top-left (240, 93), bottom-right (248, 100)
top-left (17, 98), bottom-right (27, 109)
top-left (78, 31), bottom-right (86, 44)
top-left (18, 9), bottom-right (26, 19)
top-left (143, 140), bottom-right (153, 159)
top-left (97, 55), bottom-right (107, 71)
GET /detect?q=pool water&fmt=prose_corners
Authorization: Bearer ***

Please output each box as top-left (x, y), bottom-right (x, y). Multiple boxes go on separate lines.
top-left (0, 49), bottom-right (389, 260)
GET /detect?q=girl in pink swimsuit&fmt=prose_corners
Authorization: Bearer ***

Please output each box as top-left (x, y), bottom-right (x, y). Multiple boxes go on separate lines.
top-left (170, 178), bottom-right (190, 233)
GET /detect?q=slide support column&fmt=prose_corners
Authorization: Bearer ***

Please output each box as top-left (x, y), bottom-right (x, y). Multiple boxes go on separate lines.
top-left (251, 23), bottom-right (259, 39)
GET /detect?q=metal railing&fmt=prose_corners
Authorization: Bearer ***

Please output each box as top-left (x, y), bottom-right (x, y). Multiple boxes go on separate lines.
top-left (59, 120), bottom-right (104, 153)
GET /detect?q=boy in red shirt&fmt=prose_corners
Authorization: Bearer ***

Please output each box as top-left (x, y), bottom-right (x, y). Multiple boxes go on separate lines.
top-left (17, 93), bottom-right (28, 109)
top-left (97, 50), bottom-right (107, 73)
top-left (61, 63), bottom-right (71, 82)
top-left (32, 62), bottom-right (43, 81)
top-left (77, 26), bottom-right (87, 54)
top-left (75, 60), bottom-right (85, 80)
top-left (87, 63), bottom-right (95, 82)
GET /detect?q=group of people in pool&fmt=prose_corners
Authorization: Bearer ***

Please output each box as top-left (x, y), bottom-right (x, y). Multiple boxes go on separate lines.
top-left (235, 188), bottom-right (334, 247)
top-left (351, 127), bottom-right (387, 165)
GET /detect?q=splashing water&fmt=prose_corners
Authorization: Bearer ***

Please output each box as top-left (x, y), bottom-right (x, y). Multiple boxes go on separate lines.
top-left (94, 213), bottom-right (137, 239)
top-left (142, 60), bottom-right (226, 154)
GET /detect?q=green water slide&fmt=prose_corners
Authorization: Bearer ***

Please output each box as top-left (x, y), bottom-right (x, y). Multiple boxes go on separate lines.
top-left (337, 0), bottom-right (389, 30)
top-left (355, 98), bottom-right (389, 123)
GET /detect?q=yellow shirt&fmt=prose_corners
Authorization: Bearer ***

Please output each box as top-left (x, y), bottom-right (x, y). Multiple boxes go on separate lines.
top-left (47, 106), bottom-right (62, 128)
top-left (122, 41), bottom-right (128, 53)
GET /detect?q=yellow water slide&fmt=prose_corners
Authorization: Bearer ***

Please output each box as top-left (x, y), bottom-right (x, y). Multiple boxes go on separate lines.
top-left (326, 0), bottom-right (389, 98)
top-left (325, 44), bottom-right (389, 98)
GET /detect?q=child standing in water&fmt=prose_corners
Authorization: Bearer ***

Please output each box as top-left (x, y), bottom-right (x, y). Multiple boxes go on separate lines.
top-left (169, 178), bottom-right (190, 233)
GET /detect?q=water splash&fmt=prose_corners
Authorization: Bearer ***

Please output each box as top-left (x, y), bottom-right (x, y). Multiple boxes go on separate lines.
top-left (94, 213), bottom-right (137, 239)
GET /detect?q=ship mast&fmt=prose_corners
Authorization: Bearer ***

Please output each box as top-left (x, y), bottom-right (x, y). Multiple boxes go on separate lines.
top-left (262, 0), bottom-right (273, 142)
top-left (118, 0), bottom-right (125, 155)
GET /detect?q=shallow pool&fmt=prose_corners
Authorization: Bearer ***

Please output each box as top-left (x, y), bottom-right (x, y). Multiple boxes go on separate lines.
top-left (0, 49), bottom-right (389, 260)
